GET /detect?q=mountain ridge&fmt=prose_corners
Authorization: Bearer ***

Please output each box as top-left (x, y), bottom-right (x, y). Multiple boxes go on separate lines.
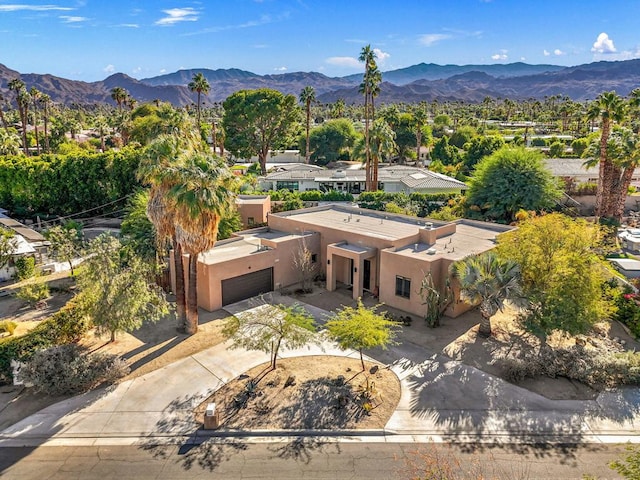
top-left (0, 59), bottom-right (638, 107)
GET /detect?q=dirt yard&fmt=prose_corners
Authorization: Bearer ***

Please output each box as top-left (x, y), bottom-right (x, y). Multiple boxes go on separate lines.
top-left (195, 356), bottom-right (401, 430)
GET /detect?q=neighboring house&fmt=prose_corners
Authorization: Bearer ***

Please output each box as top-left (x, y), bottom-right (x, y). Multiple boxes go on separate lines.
top-left (187, 204), bottom-right (513, 319)
top-left (235, 195), bottom-right (271, 228)
top-left (544, 158), bottom-right (640, 186)
top-left (0, 215), bottom-right (50, 281)
top-left (259, 165), bottom-right (467, 195)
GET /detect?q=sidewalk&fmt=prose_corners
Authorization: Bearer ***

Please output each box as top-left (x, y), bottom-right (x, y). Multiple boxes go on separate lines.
top-left (1, 296), bottom-right (639, 447)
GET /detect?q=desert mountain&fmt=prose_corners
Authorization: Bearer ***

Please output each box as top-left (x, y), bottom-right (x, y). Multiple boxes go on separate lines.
top-left (0, 59), bottom-right (638, 107)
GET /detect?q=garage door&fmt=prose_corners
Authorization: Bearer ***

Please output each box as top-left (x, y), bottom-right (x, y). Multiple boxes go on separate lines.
top-left (221, 268), bottom-right (274, 306)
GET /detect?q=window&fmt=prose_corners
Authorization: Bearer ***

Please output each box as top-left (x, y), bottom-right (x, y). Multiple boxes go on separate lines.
top-left (395, 276), bottom-right (411, 299)
top-left (276, 181), bottom-right (299, 191)
top-left (248, 217), bottom-right (255, 226)
top-left (311, 254), bottom-right (317, 263)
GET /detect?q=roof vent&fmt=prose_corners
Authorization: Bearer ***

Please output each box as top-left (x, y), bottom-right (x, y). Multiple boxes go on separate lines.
top-left (332, 170), bottom-right (346, 178)
top-left (426, 248), bottom-right (437, 255)
top-left (424, 222), bottom-right (433, 229)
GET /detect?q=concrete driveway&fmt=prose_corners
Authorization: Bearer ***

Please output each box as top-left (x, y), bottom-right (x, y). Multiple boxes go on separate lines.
top-left (1, 293), bottom-right (639, 447)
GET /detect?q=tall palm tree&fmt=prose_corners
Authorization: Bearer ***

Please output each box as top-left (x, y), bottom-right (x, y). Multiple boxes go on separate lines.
top-left (39, 93), bottom-right (51, 153)
top-left (137, 135), bottom-right (193, 332)
top-left (29, 87), bottom-right (41, 155)
top-left (369, 118), bottom-right (396, 187)
top-left (359, 45), bottom-right (377, 191)
top-left (412, 102), bottom-right (428, 164)
top-left (167, 153), bottom-right (235, 334)
top-left (110, 87), bottom-right (128, 111)
top-left (8, 79), bottom-right (29, 155)
top-left (299, 86), bottom-right (316, 164)
top-left (586, 91), bottom-right (626, 218)
top-left (452, 252), bottom-right (523, 337)
top-left (188, 72), bottom-right (210, 127)
top-left (0, 93), bottom-right (9, 132)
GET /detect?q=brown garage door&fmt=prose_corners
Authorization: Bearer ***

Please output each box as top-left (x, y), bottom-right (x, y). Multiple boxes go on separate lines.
top-left (221, 268), bottom-right (274, 306)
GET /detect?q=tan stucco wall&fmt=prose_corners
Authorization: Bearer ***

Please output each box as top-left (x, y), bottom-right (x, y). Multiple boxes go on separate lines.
top-left (236, 198), bottom-right (271, 228)
top-left (198, 233), bottom-right (320, 311)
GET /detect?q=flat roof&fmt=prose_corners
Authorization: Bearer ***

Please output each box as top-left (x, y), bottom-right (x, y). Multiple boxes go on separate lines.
top-left (610, 258), bottom-right (640, 272)
top-left (199, 230), bottom-right (311, 265)
top-left (281, 207), bottom-right (437, 241)
top-left (391, 223), bottom-right (502, 261)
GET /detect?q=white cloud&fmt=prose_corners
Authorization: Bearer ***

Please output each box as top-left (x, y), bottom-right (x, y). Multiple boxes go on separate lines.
top-left (373, 48), bottom-right (390, 63)
top-left (543, 49), bottom-right (550, 56)
top-left (159, 69), bottom-right (167, 73)
top-left (117, 23), bottom-right (139, 28)
top-left (103, 64), bottom-right (115, 74)
top-left (0, 4), bottom-right (73, 12)
top-left (60, 15), bottom-right (87, 23)
top-left (553, 48), bottom-right (564, 56)
top-left (274, 66), bottom-right (287, 71)
top-left (418, 33), bottom-right (452, 47)
top-left (325, 56), bottom-right (361, 68)
top-left (155, 7), bottom-right (198, 26)
top-left (520, 56), bottom-right (526, 61)
top-left (591, 32), bottom-right (616, 53)
top-left (491, 50), bottom-right (508, 60)
top-left (132, 67), bottom-right (142, 74)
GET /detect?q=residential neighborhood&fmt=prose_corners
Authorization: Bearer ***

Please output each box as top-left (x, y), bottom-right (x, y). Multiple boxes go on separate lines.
top-left (2, 2), bottom-right (640, 477)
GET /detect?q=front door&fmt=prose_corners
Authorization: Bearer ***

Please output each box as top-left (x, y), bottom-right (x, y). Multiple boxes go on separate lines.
top-left (363, 259), bottom-right (371, 291)
top-left (349, 258), bottom-right (354, 285)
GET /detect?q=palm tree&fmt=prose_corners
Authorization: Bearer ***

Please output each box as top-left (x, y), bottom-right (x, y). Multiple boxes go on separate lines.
top-left (39, 93), bottom-right (51, 153)
top-left (188, 72), bottom-right (210, 127)
top-left (0, 93), bottom-right (9, 132)
top-left (586, 91), bottom-right (626, 218)
top-left (167, 153), bottom-right (235, 334)
top-left (359, 45), bottom-right (377, 191)
top-left (452, 252), bottom-right (523, 337)
top-left (137, 135), bottom-right (193, 332)
top-left (299, 86), bottom-right (316, 164)
top-left (369, 118), bottom-right (396, 187)
top-left (331, 98), bottom-right (345, 119)
top-left (29, 87), bottom-right (41, 155)
top-left (8, 79), bottom-right (29, 155)
top-left (110, 87), bottom-right (128, 111)
top-left (412, 102), bottom-right (428, 164)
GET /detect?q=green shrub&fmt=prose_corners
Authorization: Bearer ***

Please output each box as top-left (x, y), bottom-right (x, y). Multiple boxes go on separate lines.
top-left (0, 299), bottom-right (90, 384)
top-left (0, 321), bottom-right (17, 336)
top-left (16, 281), bottom-right (49, 307)
top-left (13, 256), bottom-right (35, 280)
top-left (21, 343), bottom-right (129, 395)
top-left (613, 292), bottom-right (640, 338)
top-left (299, 190), bottom-right (323, 201)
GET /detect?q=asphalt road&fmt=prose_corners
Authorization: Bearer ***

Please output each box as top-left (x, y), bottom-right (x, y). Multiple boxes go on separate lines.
top-left (0, 441), bottom-right (629, 479)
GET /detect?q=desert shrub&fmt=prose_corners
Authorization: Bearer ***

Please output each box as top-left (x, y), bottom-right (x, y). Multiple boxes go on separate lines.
top-left (503, 346), bottom-right (640, 390)
top-left (0, 299), bottom-right (90, 384)
top-left (21, 343), bottom-right (129, 395)
top-left (16, 281), bottom-right (49, 307)
top-left (298, 190), bottom-right (322, 201)
top-left (0, 321), bottom-right (17, 335)
top-left (574, 182), bottom-right (598, 196)
top-left (13, 256), bottom-right (35, 280)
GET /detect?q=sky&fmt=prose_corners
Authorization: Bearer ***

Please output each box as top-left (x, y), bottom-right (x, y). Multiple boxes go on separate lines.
top-left (1, 0), bottom-right (639, 82)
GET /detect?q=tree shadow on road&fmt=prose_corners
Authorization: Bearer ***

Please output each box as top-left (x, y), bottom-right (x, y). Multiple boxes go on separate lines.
top-left (267, 436), bottom-right (340, 464)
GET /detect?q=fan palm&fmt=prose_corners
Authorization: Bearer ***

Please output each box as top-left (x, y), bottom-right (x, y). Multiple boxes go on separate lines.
top-left (452, 252), bottom-right (524, 337)
top-left (299, 86), bottom-right (316, 164)
top-left (586, 91), bottom-right (626, 217)
top-left (166, 153), bottom-right (235, 334)
top-left (188, 72), bottom-right (210, 127)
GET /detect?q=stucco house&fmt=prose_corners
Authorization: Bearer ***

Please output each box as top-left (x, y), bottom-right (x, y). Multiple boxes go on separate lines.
top-left (544, 158), bottom-right (640, 186)
top-left (259, 165), bottom-right (467, 195)
top-left (187, 205), bottom-right (513, 319)
top-left (235, 195), bottom-right (271, 228)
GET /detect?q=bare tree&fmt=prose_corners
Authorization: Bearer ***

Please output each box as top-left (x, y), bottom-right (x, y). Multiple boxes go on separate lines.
top-left (292, 237), bottom-right (317, 293)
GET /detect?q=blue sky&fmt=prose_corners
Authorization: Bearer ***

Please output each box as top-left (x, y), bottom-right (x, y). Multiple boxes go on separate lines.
top-left (1, 0), bottom-right (639, 81)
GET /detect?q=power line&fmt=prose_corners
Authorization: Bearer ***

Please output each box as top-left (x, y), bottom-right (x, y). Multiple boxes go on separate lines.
top-left (38, 194), bottom-right (135, 227)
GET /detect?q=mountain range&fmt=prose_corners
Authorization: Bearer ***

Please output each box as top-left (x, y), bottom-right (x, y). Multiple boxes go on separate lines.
top-left (0, 59), bottom-right (639, 107)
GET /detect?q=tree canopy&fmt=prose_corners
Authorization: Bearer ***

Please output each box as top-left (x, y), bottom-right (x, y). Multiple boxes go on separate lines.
top-left (325, 299), bottom-right (398, 370)
top-left (496, 213), bottom-right (612, 341)
top-left (223, 88), bottom-right (300, 175)
top-left (466, 146), bottom-right (562, 222)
